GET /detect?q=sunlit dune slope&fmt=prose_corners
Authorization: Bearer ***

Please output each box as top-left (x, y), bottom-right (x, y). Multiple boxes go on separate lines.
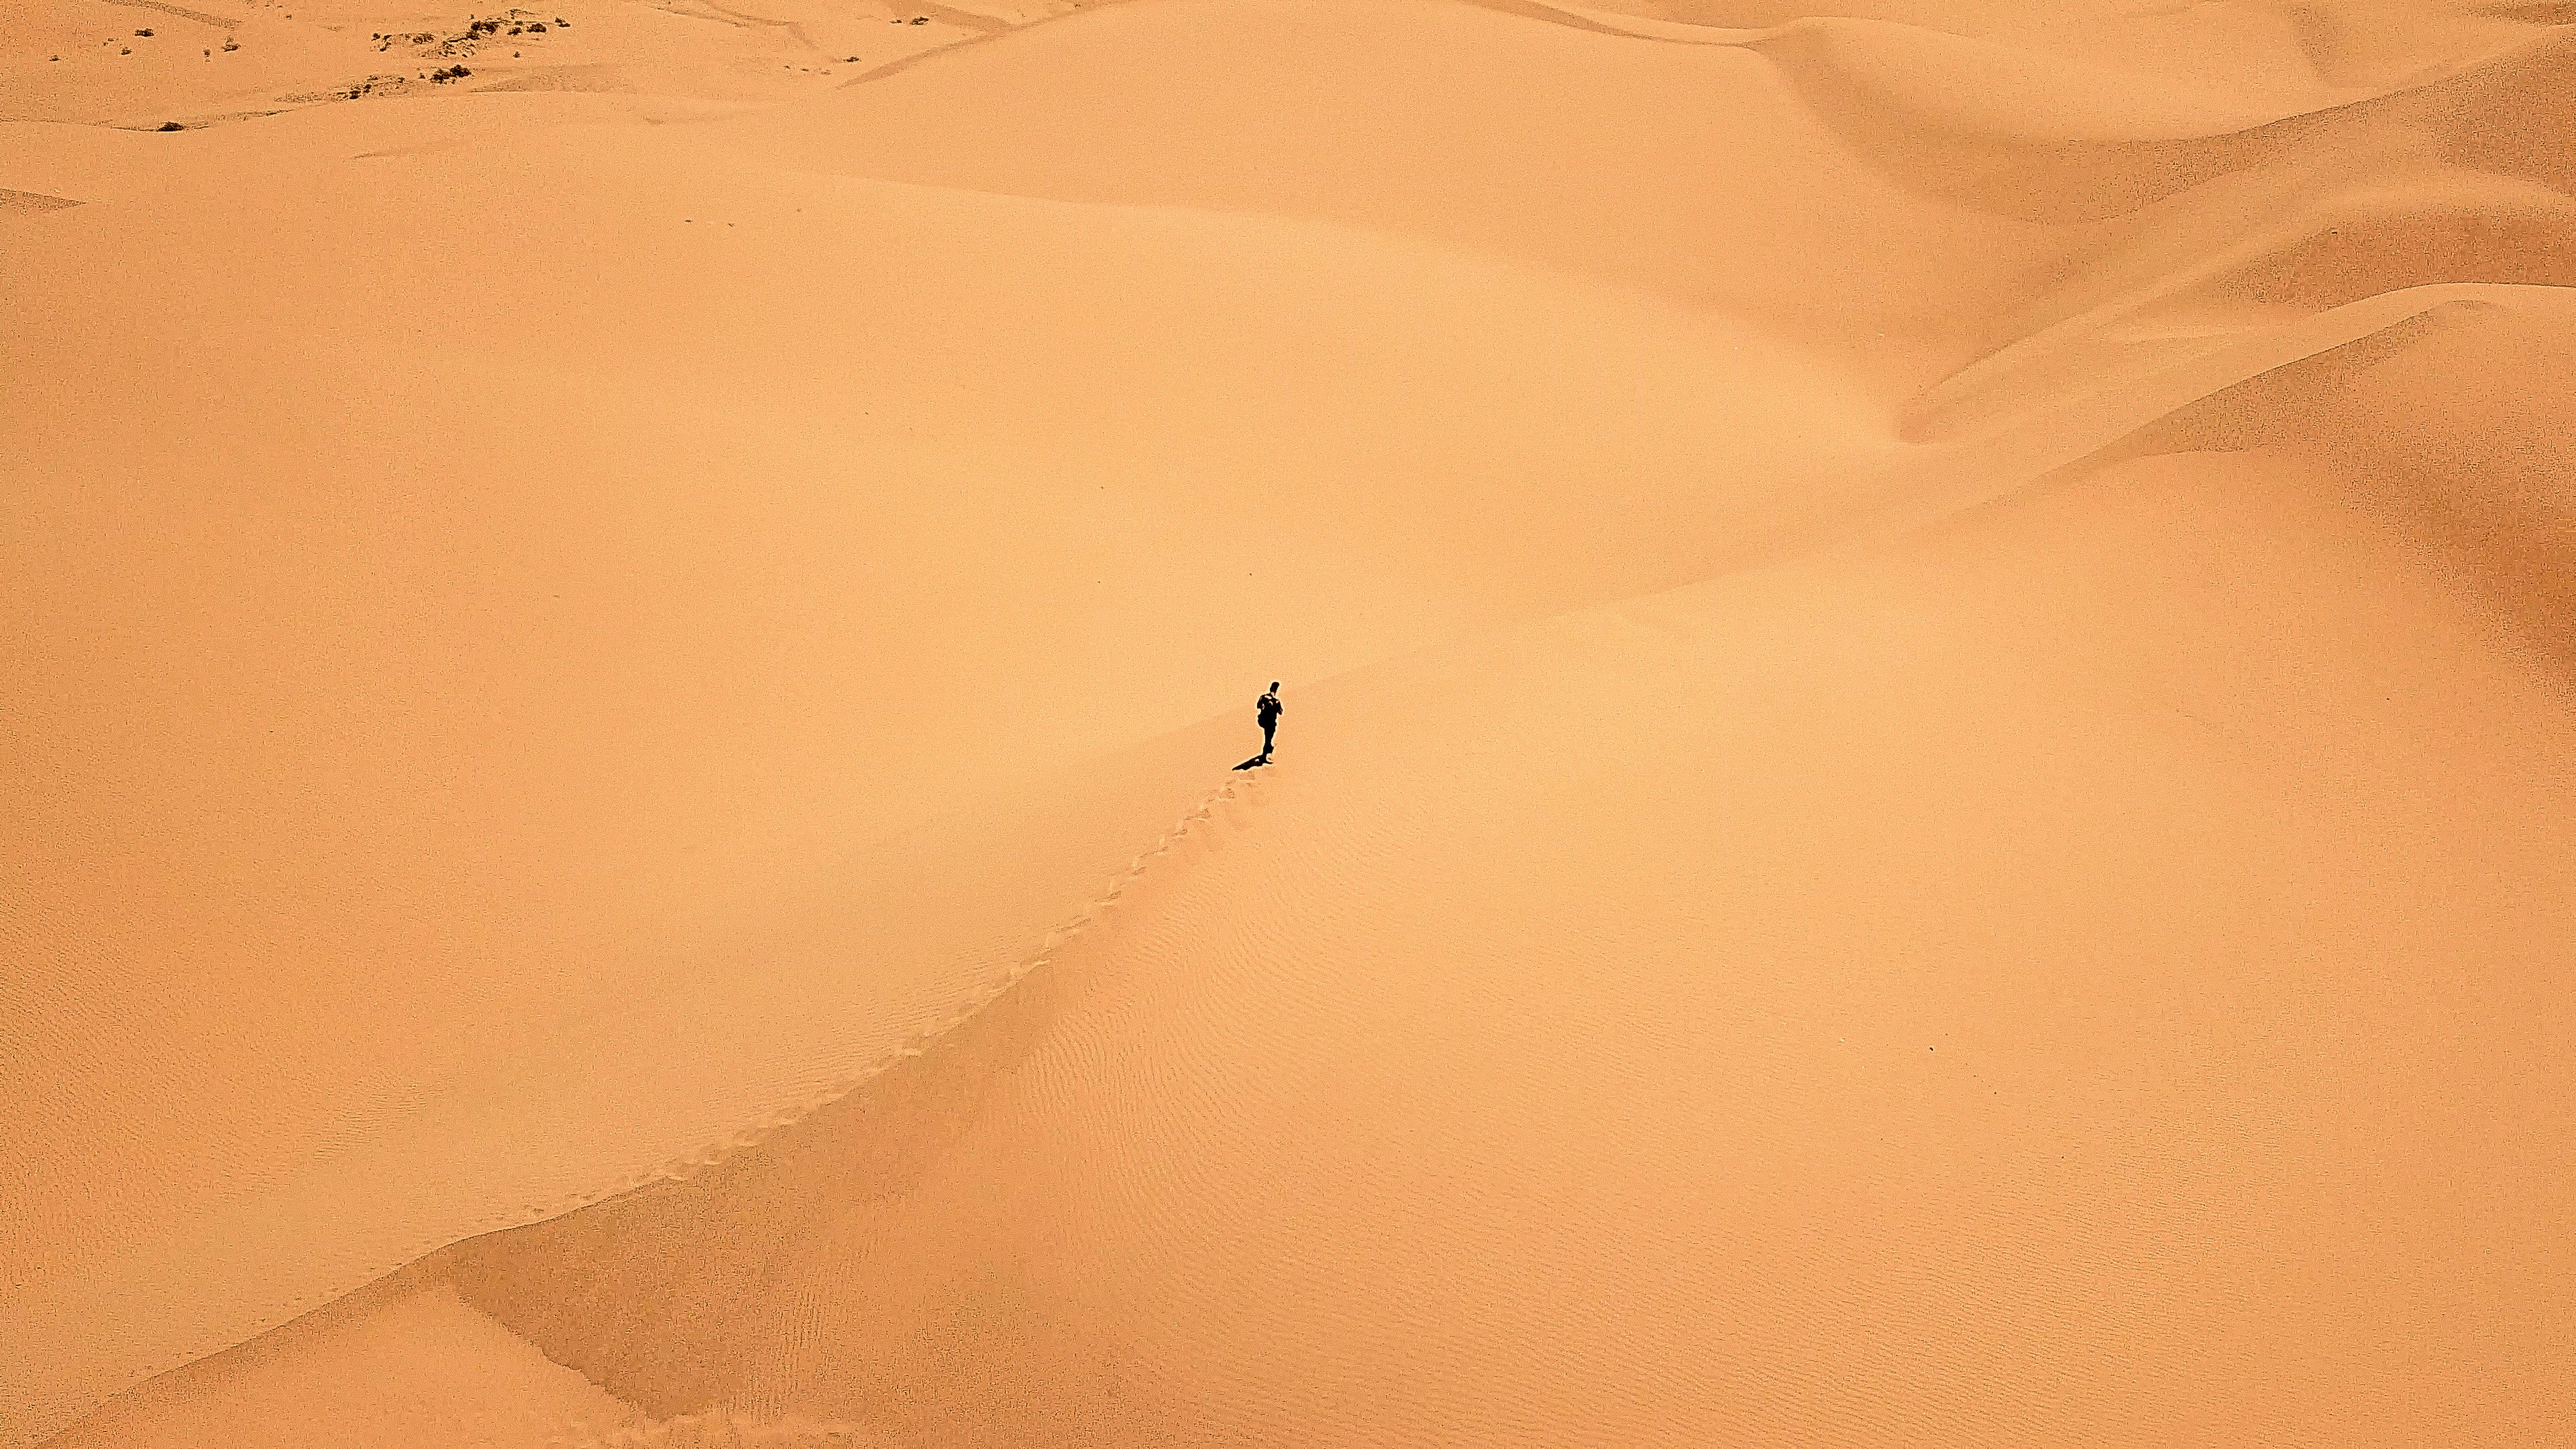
top-left (5, 33), bottom-right (1874, 1440)
top-left (62, 408), bottom-right (2575, 1446)
top-left (8, 0), bottom-right (2576, 1443)
top-left (478, 437), bottom-right (2571, 1447)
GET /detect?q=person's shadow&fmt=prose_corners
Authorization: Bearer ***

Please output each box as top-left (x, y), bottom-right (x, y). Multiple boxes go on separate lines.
top-left (1232, 753), bottom-right (1270, 771)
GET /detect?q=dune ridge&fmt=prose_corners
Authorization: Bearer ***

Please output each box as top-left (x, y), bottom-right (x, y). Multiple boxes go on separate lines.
top-left (600, 768), bottom-right (1270, 1199)
top-left (429, 764), bottom-right (1279, 1441)
top-left (21, 760), bottom-right (1267, 1448)
top-left (406, 411), bottom-right (2574, 1447)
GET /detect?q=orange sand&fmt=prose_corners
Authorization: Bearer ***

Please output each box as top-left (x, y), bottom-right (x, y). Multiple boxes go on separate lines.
top-left (5, 1), bottom-right (2571, 1445)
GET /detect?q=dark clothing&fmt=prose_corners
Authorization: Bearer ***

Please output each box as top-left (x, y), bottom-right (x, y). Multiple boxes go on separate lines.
top-left (1257, 692), bottom-right (1282, 757)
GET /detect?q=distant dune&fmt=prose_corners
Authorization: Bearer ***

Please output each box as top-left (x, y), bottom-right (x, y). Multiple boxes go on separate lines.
top-left (5, 0), bottom-right (2571, 1445)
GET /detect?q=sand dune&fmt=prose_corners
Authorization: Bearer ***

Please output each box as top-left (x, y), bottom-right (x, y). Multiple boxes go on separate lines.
top-left (401, 441), bottom-right (2575, 1448)
top-left (6, 0), bottom-right (2572, 1444)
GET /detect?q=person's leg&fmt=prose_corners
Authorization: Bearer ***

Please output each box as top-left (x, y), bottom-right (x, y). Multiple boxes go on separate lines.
top-left (1262, 722), bottom-right (1277, 757)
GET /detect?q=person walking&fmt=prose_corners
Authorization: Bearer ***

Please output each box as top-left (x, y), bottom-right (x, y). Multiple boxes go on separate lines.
top-left (1256, 682), bottom-right (1283, 761)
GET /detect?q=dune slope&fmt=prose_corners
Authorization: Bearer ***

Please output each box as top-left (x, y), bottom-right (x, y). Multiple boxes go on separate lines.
top-left (437, 435), bottom-right (2576, 1448)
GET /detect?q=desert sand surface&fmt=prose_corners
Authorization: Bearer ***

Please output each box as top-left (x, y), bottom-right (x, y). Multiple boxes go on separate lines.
top-left (4, 0), bottom-right (2573, 1444)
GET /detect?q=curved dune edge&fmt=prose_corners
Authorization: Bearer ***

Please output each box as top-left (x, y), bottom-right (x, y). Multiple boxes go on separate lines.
top-left (602, 770), bottom-right (1270, 1198)
top-left (464, 768), bottom-right (1269, 1208)
top-left (2, 736), bottom-right (1256, 1446)
top-left (36, 760), bottom-right (1276, 1449)
top-left (1862, 282), bottom-right (2576, 534)
top-left (472, 773), bottom-right (1279, 1447)
top-left (1568, 281), bottom-right (2576, 602)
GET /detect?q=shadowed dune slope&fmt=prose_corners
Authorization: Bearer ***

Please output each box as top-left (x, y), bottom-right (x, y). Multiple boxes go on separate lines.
top-left (9, 0), bottom-right (2576, 1444)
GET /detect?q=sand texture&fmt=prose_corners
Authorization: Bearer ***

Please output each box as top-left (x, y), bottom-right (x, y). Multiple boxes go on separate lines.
top-left (5, 0), bottom-right (2573, 1444)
